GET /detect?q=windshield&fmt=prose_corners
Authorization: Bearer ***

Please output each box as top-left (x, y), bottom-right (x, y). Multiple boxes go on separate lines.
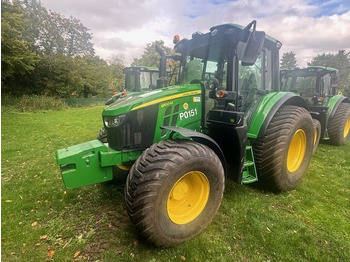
top-left (181, 42), bottom-right (272, 92)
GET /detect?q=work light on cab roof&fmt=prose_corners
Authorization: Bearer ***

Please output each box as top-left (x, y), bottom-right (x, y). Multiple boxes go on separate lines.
top-left (173, 34), bottom-right (180, 44)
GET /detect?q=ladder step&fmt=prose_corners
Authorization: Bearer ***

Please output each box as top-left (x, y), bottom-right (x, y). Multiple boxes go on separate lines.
top-left (242, 145), bottom-right (258, 184)
top-left (242, 172), bottom-right (257, 184)
top-left (244, 160), bottom-right (254, 167)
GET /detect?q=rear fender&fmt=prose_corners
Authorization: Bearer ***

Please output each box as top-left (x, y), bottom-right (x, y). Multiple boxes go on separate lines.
top-left (326, 95), bottom-right (350, 118)
top-left (248, 92), bottom-right (308, 140)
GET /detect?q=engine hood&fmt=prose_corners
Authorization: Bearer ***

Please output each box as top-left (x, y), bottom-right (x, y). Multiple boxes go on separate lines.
top-left (102, 84), bottom-right (201, 117)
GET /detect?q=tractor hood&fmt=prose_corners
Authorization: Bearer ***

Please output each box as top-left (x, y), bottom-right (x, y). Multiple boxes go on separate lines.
top-left (102, 84), bottom-right (202, 117)
top-left (102, 83), bottom-right (203, 152)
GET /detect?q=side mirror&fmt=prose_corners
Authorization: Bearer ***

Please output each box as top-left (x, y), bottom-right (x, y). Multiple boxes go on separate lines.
top-left (241, 31), bottom-right (265, 66)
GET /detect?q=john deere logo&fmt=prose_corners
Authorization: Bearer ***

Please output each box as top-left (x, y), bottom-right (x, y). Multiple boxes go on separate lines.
top-left (183, 103), bottom-right (189, 110)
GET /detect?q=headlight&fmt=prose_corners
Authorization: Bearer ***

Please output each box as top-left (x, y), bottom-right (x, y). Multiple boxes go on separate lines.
top-left (104, 114), bottom-right (126, 128)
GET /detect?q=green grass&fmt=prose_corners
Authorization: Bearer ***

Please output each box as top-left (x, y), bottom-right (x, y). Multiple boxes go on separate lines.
top-left (1, 95), bottom-right (68, 112)
top-left (1, 95), bottom-right (108, 112)
top-left (2, 106), bottom-right (350, 262)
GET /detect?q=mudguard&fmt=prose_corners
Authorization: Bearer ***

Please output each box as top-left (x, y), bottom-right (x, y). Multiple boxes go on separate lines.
top-left (161, 126), bottom-right (227, 178)
top-left (247, 92), bottom-right (308, 140)
top-left (326, 95), bottom-right (350, 118)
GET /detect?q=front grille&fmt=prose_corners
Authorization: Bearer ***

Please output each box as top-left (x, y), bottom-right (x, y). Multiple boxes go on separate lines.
top-left (107, 105), bottom-right (158, 150)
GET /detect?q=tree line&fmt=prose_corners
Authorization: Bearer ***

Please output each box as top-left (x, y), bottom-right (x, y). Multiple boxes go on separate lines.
top-left (2, 0), bottom-right (349, 98)
top-left (1, 0), bottom-right (165, 98)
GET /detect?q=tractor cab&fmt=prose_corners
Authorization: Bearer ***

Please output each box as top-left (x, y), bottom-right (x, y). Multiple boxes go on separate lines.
top-left (105, 66), bottom-right (160, 106)
top-left (169, 21), bottom-right (288, 183)
top-left (123, 66), bottom-right (160, 92)
top-left (172, 21), bottom-right (282, 130)
top-left (280, 66), bottom-right (349, 145)
top-left (280, 66), bottom-right (339, 107)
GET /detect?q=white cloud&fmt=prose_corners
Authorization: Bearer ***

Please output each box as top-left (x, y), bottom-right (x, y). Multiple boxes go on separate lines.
top-left (40, 0), bottom-right (350, 66)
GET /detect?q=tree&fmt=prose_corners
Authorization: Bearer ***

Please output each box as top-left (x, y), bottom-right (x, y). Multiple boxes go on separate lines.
top-left (33, 55), bottom-right (114, 98)
top-left (308, 50), bottom-right (350, 96)
top-left (54, 13), bottom-right (95, 57)
top-left (1, 0), bottom-right (39, 94)
top-left (280, 51), bottom-right (298, 70)
top-left (33, 55), bottom-right (78, 97)
top-left (76, 56), bottom-right (110, 98)
top-left (131, 40), bottom-right (172, 67)
top-left (1, 0), bottom-right (124, 98)
top-left (108, 55), bottom-right (126, 92)
top-left (21, 0), bottom-right (95, 57)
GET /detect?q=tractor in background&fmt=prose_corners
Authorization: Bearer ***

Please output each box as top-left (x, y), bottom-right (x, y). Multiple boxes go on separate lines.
top-left (106, 66), bottom-right (160, 105)
top-left (56, 21), bottom-right (316, 247)
top-left (281, 66), bottom-right (350, 151)
top-left (97, 66), bottom-right (160, 143)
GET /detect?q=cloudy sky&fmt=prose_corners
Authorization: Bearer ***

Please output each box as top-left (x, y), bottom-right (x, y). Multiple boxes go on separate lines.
top-left (40, 0), bottom-right (350, 67)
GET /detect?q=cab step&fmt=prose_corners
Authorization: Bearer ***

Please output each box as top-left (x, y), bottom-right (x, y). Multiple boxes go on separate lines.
top-left (242, 145), bottom-right (258, 184)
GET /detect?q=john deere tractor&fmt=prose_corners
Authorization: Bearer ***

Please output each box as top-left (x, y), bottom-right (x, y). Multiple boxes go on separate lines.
top-left (281, 66), bottom-right (350, 150)
top-left (56, 21), bottom-right (315, 247)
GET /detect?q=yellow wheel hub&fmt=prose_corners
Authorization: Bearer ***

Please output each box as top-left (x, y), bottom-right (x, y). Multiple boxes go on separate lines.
top-left (287, 129), bottom-right (307, 173)
top-left (343, 115), bottom-right (350, 138)
top-left (117, 164), bottom-right (130, 171)
top-left (167, 171), bottom-right (210, 225)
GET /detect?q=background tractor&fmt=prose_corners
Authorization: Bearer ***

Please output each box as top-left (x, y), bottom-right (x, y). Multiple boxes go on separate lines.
top-left (106, 66), bottom-right (160, 105)
top-left (281, 66), bottom-right (350, 150)
top-left (56, 21), bottom-right (315, 247)
top-left (97, 66), bottom-right (160, 143)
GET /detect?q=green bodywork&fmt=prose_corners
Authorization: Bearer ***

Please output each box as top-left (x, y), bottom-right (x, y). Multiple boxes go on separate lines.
top-left (56, 85), bottom-right (299, 189)
top-left (56, 84), bottom-right (203, 188)
top-left (326, 94), bottom-right (346, 116)
top-left (56, 140), bottom-right (142, 189)
top-left (247, 91), bottom-right (300, 138)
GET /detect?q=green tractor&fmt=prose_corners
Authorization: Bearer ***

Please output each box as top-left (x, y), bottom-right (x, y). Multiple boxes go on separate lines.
top-left (56, 21), bottom-right (315, 247)
top-left (281, 66), bottom-right (350, 150)
top-left (97, 66), bottom-right (160, 143)
top-left (106, 66), bottom-right (160, 105)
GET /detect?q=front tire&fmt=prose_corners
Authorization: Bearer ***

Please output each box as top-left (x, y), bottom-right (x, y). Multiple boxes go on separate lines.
top-left (328, 103), bottom-right (350, 145)
top-left (254, 105), bottom-right (314, 192)
top-left (96, 128), bottom-right (107, 143)
top-left (125, 140), bottom-right (225, 247)
top-left (111, 165), bottom-right (130, 183)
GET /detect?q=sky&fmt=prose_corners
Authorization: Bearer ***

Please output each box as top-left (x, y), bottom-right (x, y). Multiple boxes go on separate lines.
top-left (40, 0), bottom-right (350, 67)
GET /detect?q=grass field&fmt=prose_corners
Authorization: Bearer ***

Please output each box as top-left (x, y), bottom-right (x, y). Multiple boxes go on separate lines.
top-left (1, 106), bottom-right (350, 262)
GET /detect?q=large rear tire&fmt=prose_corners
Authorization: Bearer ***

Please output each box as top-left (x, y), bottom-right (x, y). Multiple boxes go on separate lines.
top-left (327, 103), bottom-right (350, 146)
top-left (254, 105), bottom-right (314, 192)
top-left (125, 140), bottom-right (225, 247)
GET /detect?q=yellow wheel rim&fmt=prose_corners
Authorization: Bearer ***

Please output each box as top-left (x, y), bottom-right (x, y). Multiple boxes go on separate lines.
top-left (287, 129), bottom-right (307, 173)
top-left (343, 115), bottom-right (350, 138)
top-left (313, 128), bottom-right (318, 145)
top-left (167, 171), bottom-right (210, 225)
top-left (117, 164), bottom-right (130, 171)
